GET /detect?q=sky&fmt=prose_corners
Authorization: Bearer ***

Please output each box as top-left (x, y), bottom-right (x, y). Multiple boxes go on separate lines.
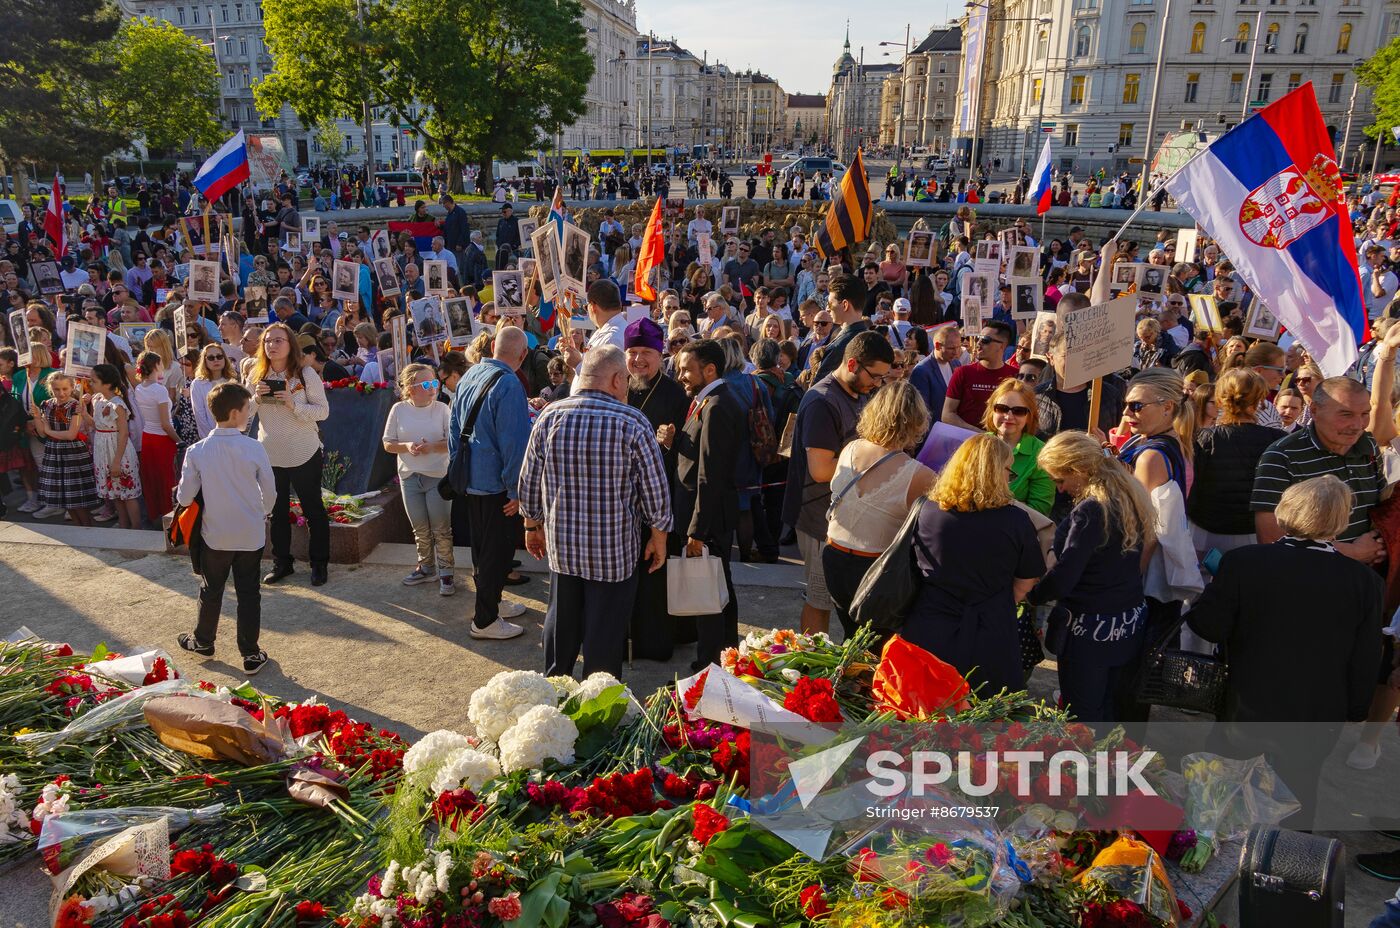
top-left (640, 0), bottom-right (963, 97)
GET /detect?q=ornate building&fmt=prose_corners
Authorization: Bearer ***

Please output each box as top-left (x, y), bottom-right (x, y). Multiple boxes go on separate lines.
top-left (827, 27), bottom-right (899, 160)
top-left (878, 27), bottom-right (962, 152)
top-left (560, 0), bottom-right (641, 151)
top-left (784, 94), bottom-right (827, 149)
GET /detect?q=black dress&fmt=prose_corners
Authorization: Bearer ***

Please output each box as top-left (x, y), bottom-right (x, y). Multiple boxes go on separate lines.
top-left (905, 504), bottom-right (1045, 694)
top-left (627, 372), bottom-right (690, 659)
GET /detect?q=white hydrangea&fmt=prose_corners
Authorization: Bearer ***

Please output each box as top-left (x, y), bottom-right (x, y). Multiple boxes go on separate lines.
top-left (467, 671), bottom-right (558, 742)
top-left (498, 705), bottom-right (578, 773)
top-left (429, 747), bottom-right (501, 794)
top-left (547, 675), bottom-right (579, 698)
top-left (402, 730), bottom-right (475, 777)
top-left (574, 671), bottom-right (641, 722)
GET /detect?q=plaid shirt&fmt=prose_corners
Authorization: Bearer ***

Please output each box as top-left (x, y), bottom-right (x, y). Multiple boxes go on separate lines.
top-left (518, 389), bottom-right (673, 582)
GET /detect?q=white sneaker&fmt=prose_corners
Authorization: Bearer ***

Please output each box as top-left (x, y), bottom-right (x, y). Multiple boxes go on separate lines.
top-left (1347, 740), bottom-right (1381, 770)
top-left (469, 619), bottom-right (525, 640)
top-left (16, 499), bottom-right (39, 513)
top-left (498, 600), bottom-right (527, 619)
top-left (32, 505), bottom-right (64, 519)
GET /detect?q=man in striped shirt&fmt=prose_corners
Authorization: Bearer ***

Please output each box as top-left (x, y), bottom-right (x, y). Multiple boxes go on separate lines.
top-left (1252, 376), bottom-right (1386, 563)
top-left (519, 345), bottom-right (673, 678)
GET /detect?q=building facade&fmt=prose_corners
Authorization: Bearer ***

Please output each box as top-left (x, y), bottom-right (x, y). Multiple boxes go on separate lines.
top-left (631, 38), bottom-right (726, 156)
top-left (784, 94), bottom-right (827, 149)
top-left (963, 0), bottom-right (1400, 177)
top-left (559, 0), bottom-right (640, 151)
top-left (827, 30), bottom-right (899, 160)
top-left (878, 27), bottom-right (962, 151)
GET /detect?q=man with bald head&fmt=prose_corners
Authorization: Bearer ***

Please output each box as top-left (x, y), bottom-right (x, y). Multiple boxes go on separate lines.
top-left (519, 345), bottom-right (673, 677)
top-left (449, 324), bottom-right (532, 640)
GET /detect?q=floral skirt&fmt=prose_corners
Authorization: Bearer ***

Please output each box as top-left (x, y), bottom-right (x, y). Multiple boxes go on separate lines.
top-left (93, 432), bottom-right (143, 500)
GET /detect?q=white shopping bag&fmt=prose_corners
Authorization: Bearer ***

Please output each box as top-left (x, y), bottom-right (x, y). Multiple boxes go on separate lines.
top-left (665, 552), bottom-right (730, 615)
top-left (1144, 481), bottom-right (1206, 605)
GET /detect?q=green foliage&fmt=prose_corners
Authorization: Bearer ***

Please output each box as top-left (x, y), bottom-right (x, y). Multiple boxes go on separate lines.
top-left (256, 0), bottom-right (593, 188)
top-left (105, 18), bottom-right (223, 152)
top-left (315, 118), bottom-right (354, 166)
top-left (1358, 37), bottom-right (1400, 141)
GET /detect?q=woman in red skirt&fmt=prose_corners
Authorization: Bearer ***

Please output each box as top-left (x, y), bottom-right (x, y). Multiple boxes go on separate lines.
top-left (131, 351), bottom-right (179, 523)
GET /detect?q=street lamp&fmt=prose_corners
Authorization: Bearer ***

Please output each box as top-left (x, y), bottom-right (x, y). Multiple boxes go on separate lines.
top-left (879, 25), bottom-right (911, 172)
top-left (1340, 58), bottom-right (1367, 173)
top-left (1221, 8), bottom-right (1264, 122)
top-left (1017, 18), bottom-right (1056, 173)
top-left (1138, 0), bottom-right (1173, 199)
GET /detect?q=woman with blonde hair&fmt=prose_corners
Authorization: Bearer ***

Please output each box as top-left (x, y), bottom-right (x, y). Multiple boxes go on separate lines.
top-left (904, 432), bottom-right (1046, 692)
top-left (982, 378), bottom-right (1053, 515)
top-left (381, 362), bottom-right (455, 594)
top-left (823, 380), bottom-right (936, 636)
top-left (1032, 431), bottom-right (1157, 724)
top-left (1188, 369), bottom-right (1284, 554)
top-left (143, 328), bottom-right (183, 400)
top-left (245, 322), bottom-right (331, 586)
top-left (189, 343), bottom-right (234, 439)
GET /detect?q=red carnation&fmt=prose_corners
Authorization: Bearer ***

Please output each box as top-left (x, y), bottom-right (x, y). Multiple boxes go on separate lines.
top-left (798, 885), bottom-right (830, 918)
top-left (690, 804), bottom-right (729, 846)
top-left (1103, 899), bottom-right (1150, 928)
top-left (782, 676), bottom-right (843, 723)
top-left (294, 901), bottom-right (326, 923)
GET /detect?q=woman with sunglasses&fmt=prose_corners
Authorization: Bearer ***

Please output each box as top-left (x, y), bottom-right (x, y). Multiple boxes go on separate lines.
top-left (382, 363), bottom-right (455, 595)
top-left (1289, 361), bottom-right (1322, 430)
top-left (983, 379), bottom-right (1053, 515)
top-left (189, 343), bottom-right (234, 440)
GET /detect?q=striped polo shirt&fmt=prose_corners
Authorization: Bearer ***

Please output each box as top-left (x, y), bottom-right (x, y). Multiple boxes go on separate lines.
top-left (1250, 424), bottom-right (1384, 541)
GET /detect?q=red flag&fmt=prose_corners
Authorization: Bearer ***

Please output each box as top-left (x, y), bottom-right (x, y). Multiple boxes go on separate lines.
top-left (44, 175), bottom-right (66, 259)
top-left (633, 196), bottom-right (664, 302)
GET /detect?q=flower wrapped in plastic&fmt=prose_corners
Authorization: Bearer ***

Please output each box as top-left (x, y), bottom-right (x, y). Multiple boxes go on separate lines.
top-left (37, 805), bottom-right (223, 877)
top-left (1074, 834), bottom-right (1180, 926)
top-left (1177, 752), bottom-right (1300, 872)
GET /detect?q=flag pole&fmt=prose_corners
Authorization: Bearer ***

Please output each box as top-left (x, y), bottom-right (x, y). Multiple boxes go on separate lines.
top-left (202, 199), bottom-right (213, 262)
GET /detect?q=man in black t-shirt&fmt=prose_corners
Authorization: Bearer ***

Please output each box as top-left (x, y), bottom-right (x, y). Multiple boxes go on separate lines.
top-left (860, 263), bottom-right (891, 315)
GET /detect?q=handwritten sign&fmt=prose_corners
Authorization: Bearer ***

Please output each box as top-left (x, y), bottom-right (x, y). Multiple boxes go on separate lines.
top-left (1056, 295), bottom-right (1136, 386)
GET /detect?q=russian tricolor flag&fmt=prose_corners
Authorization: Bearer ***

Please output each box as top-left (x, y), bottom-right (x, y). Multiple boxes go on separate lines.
top-left (1165, 84), bottom-right (1365, 377)
top-left (1030, 137), bottom-right (1054, 215)
top-left (192, 130), bottom-right (250, 203)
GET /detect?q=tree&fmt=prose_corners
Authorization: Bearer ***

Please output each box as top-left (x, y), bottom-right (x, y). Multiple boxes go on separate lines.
top-left (315, 118), bottom-right (350, 167)
top-left (0, 0), bottom-right (124, 186)
top-left (100, 18), bottom-right (223, 154)
top-left (256, 0), bottom-right (592, 193)
top-left (1358, 37), bottom-right (1400, 151)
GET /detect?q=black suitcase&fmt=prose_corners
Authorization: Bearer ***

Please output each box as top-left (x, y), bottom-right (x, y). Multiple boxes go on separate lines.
top-left (1239, 824), bottom-right (1345, 928)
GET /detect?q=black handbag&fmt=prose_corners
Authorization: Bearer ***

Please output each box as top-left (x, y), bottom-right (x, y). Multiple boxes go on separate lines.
top-left (850, 499), bottom-right (924, 634)
top-left (1134, 613), bottom-right (1228, 715)
top-left (437, 369), bottom-right (507, 501)
top-left (1239, 825), bottom-right (1345, 928)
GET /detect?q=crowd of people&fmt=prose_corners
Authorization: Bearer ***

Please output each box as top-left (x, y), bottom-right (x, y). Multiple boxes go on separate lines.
top-left (4, 172), bottom-right (1400, 870)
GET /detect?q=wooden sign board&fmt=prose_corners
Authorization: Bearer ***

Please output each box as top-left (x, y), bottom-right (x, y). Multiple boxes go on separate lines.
top-left (1055, 295), bottom-right (1137, 386)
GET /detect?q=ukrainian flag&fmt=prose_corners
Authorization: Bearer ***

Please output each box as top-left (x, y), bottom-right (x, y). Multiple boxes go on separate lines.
top-left (814, 148), bottom-right (873, 260)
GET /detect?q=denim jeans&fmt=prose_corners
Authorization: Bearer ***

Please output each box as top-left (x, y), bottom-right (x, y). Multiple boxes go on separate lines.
top-left (399, 472), bottom-right (454, 574)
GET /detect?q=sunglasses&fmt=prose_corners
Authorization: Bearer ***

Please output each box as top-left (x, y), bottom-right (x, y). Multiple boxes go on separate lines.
top-left (993, 403), bottom-right (1030, 417)
top-left (416, 379), bottom-right (440, 390)
top-left (1125, 400), bottom-right (1164, 414)
top-left (1295, 375), bottom-right (1315, 384)
top-left (976, 335), bottom-right (1006, 346)
top-left (206, 354), bottom-right (226, 360)
top-left (814, 321), bottom-right (832, 328)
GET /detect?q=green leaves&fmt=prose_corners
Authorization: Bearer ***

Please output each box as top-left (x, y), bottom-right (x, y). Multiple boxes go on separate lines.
top-left (563, 684), bottom-right (631, 760)
top-left (1358, 38), bottom-right (1400, 143)
top-left (108, 18), bottom-right (223, 152)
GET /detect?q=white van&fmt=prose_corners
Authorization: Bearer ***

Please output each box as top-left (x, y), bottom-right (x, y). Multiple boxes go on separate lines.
top-left (0, 199), bottom-right (22, 237)
top-left (493, 160), bottom-right (546, 181)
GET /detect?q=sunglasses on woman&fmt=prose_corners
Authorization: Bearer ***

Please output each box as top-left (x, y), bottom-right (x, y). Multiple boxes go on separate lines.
top-left (1124, 399), bottom-right (1164, 414)
top-left (993, 403), bottom-right (1029, 417)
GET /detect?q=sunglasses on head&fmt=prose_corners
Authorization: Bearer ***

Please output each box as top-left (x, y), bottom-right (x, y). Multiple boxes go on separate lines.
top-left (993, 403), bottom-right (1029, 417)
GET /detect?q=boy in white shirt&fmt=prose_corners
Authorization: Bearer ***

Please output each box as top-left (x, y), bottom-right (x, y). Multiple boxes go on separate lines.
top-left (175, 382), bottom-right (277, 674)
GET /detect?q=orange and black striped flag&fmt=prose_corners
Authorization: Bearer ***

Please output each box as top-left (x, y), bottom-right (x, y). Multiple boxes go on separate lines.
top-left (814, 148), bottom-right (873, 260)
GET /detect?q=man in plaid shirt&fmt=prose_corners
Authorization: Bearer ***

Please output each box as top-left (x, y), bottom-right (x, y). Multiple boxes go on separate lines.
top-left (520, 345), bottom-right (672, 677)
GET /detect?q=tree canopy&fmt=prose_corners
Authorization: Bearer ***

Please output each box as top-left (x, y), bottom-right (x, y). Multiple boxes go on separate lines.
top-left (257, 0), bottom-right (593, 191)
top-left (101, 18), bottom-right (223, 153)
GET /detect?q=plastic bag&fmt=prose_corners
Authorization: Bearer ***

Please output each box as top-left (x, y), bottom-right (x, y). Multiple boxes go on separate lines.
top-left (1177, 752), bottom-right (1300, 871)
top-left (1075, 835), bottom-right (1179, 926)
top-left (870, 634), bottom-right (971, 720)
top-left (38, 805), bottom-right (223, 876)
top-left (15, 680), bottom-right (217, 754)
top-left (84, 649), bottom-right (178, 687)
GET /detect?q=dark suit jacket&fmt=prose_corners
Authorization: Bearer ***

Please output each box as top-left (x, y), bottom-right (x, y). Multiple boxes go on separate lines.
top-left (908, 355), bottom-right (961, 423)
top-left (442, 205), bottom-right (470, 251)
top-left (674, 382), bottom-right (745, 542)
top-left (461, 244), bottom-right (489, 287)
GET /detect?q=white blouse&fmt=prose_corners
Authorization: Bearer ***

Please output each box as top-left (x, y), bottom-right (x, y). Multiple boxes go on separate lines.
top-left (246, 365), bottom-right (329, 468)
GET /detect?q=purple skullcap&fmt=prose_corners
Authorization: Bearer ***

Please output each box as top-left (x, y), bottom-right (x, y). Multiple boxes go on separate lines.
top-left (624, 316), bottom-right (665, 353)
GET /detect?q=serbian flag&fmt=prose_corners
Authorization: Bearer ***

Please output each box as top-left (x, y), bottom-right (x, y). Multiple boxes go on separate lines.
top-left (44, 175), bottom-right (65, 258)
top-left (192, 129), bottom-right (250, 202)
top-left (1030, 137), bottom-right (1054, 215)
top-left (387, 221), bottom-right (440, 253)
top-left (1164, 83), bottom-right (1365, 377)
top-left (633, 196), bottom-right (664, 303)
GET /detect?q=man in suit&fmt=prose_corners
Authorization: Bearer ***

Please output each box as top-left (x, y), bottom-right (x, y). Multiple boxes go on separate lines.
top-left (461, 231), bottom-right (490, 287)
top-left (908, 323), bottom-right (963, 423)
top-left (625, 318), bottom-right (691, 661)
top-left (672, 338), bottom-right (745, 670)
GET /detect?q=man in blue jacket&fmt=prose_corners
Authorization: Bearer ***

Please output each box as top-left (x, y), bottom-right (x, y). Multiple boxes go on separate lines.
top-left (448, 326), bottom-right (532, 640)
top-left (907, 324), bottom-right (963, 424)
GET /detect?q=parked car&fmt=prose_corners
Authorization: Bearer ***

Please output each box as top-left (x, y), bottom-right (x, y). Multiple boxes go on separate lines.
top-left (779, 156), bottom-right (847, 179)
top-left (0, 199), bottom-right (23, 236)
top-left (925, 156), bottom-right (952, 172)
top-left (375, 170), bottom-right (426, 198)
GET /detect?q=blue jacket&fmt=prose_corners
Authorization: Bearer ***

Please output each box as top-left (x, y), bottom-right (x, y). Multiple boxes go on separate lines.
top-left (1371, 888), bottom-right (1400, 928)
top-left (722, 370), bottom-right (774, 496)
top-left (448, 359), bottom-right (530, 499)
top-left (908, 354), bottom-right (961, 423)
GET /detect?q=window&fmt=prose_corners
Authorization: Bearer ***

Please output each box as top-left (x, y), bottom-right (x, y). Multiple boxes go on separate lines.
top-left (1294, 23), bottom-right (1308, 53)
top-left (1075, 26), bottom-right (1091, 56)
top-left (239, 36), bottom-right (247, 55)
top-left (1229, 72), bottom-right (1244, 102)
top-left (1190, 22), bottom-right (1206, 52)
top-left (1129, 23), bottom-right (1147, 53)
top-left (1119, 123), bottom-right (1135, 146)
top-left (223, 37), bottom-right (233, 56)
top-left (1185, 72), bottom-right (1200, 102)
top-left (1337, 23), bottom-right (1351, 53)
top-left (374, 135), bottom-right (382, 153)
top-left (1123, 73), bottom-right (1141, 103)
top-left (220, 4), bottom-right (228, 21)
top-left (1070, 75), bottom-right (1087, 104)
top-left (245, 104), bottom-right (255, 121)
top-left (935, 101), bottom-right (945, 115)
top-left (176, 6), bottom-right (185, 23)
top-left (344, 138), bottom-right (353, 154)
top-left (1065, 123), bottom-right (1079, 146)
top-left (1032, 78), bottom-right (1043, 103)
top-left (225, 70), bottom-right (235, 90)
top-left (240, 68), bottom-right (249, 88)
top-left (1329, 73), bottom-right (1344, 103)
top-left (1287, 72), bottom-right (1301, 92)
top-left (192, 5), bottom-right (199, 22)
top-left (234, 2), bottom-right (241, 18)
top-left (1037, 29), bottom-right (1048, 58)
top-left (1234, 21), bottom-right (1251, 53)
top-left (938, 58), bottom-right (947, 73)
top-left (1257, 72), bottom-right (1273, 102)
top-left (1264, 22), bottom-right (1279, 52)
